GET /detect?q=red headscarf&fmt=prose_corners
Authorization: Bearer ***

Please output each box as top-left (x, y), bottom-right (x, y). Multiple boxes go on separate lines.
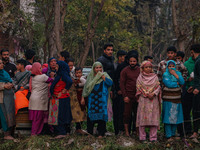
top-left (29, 62), bottom-right (42, 91)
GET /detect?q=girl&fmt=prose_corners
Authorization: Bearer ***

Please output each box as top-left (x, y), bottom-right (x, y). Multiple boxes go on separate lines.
top-left (0, 59), bottom-right (15, 140)
top-left (81, 62), bottom-right (113, 138)
top-left (48, 61), bottom-right (72, 139)
top-left (29, 62), bottom-right (53, 135)
top-left (162, 60), bottom-right (185, 141)
top-left (136, 61), bottom-right (161, 142)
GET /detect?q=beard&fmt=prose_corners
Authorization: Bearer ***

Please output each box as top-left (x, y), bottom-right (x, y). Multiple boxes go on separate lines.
top-left (2, 57), bottom-right (9, 62)
top-left (129, 64), bottom-right (136, 68)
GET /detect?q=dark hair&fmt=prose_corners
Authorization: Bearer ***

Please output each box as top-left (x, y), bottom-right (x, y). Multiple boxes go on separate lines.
top-left (16, 59), bottom-right (27, 67)
top-left (117, 50), bottom-right (127, 58)
top-left (167, 46), bottom-right (177, 53)
top-left (67, 58), bottom-right (74, 63)
top-left (104, 43), bottom-right (113, 50)
top-left (128, 54), bottom-right (138, 62)
top-left (0, 49), bottom-right (9, 55)
top-left (25, 49), bottom-right (36, 60)
top-left (75, 66), bottom-right (82, 72)
top-left (190, 44), bottom-right (200, 53)
top-left (144, 55), bottom-right (153, 60)
top-left (60, 51), bottom-right (70, 61)
top-left (176, 51), bottom-right (185, 58)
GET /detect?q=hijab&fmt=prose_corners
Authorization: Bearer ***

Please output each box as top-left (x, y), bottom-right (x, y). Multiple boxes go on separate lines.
top-left (47, 57), bottom-right (57, 76)
top-left (0, 69), bottom-right (12, 83)
top-left (165, 60), bottom-right (178, 82)
top-left (82, 62), bottom-right (112, 97)
top-left (25, 65), bottom-right (32, 71)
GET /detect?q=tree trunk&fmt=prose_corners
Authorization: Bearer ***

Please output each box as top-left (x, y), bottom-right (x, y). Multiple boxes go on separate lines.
top-left (92, 41), bottom-right (95, 63)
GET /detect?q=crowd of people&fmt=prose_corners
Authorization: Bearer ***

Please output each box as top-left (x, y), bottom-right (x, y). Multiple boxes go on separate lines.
top-left (0, 43), bottom-right (200, 143)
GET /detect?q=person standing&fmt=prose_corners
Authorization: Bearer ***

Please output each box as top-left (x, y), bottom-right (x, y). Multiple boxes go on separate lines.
top-left (190, 44), bottom-right (200, 139)
top-left (120, 54), bottom-right (140, 136)
top-left (25, 49), bottom-right (36, 65)
top-left (0, 49), bottom-right (17, 78)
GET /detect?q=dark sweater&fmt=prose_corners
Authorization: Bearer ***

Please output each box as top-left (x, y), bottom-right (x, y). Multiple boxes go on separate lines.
top-left (120, 65), bottom-right (140, 99)
top-left (194, 55), bottom-right (200, 91)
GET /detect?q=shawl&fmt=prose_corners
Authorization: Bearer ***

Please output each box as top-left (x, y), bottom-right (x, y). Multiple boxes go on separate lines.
top-left (82, 62), bottom-right (112, 97)
top-left (136, 61), bottom-right (160, 97)
top-left (29, 62), bottom-right (42, 91)
top-left (25, 65), bottom-right (32, 71)
top-left (46, 57), bottom-right (57, 76)
top-left (50, 61), bottom-right (72, 95)
top-left (0, 69), bottom-right (12, 83)
top-left (164, 60), bottom-right (178, 82)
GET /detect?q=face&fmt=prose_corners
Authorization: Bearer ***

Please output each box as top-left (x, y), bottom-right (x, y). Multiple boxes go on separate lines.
top-left (118, 55), bottom-right (126, 63)
top-left (167, 51), bottom-right (176, 60)
top-left (94, 65), bottom-right (102, 74)
top-left (16, 63), bottom-right (22, 71)
top-left (168, 64), bottom-right (175, 69)
top-left (176, 56), bottom-right (183, 62)
top-left (58, 54), bottom-right (65, 61)
top-left (104, 46), bottom-right (113, 57)
top-left (1, 51), bottom-right (9, 62)
top-left (147, 58), bottom-right (153, 63)
top-left (0, 60), bottom-right (4, 70)
top-left (49, 59), bottom-right (57, 69)
top-left (75, 70), bottom-right (82, 78)
top-left (68, 61), bottom-right (74, 71)
top-left (143, 64), bottom-right (152, 74)
top-left (129, 57), bottom-right (137, 67)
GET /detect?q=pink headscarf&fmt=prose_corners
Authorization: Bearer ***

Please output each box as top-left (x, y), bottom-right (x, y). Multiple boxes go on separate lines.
top-left (29, 62), bottom-right (42, 91)
top-left (25, 65), bottom-right (32, 71)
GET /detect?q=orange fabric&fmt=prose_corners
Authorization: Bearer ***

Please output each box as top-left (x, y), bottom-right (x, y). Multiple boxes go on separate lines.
top-left (15, 89), bottom-right (29, 115)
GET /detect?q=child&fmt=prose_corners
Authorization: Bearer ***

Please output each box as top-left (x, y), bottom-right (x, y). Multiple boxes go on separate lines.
top-left (136, 61), bottom-right (161, 142)
top-left (162, 60), bottom-right (185, 141)
top-left (81, 62), bottom-right (113, 138)
top-left (28, 62), bottom-right (53, 136)
top-left (176, 51), bottom-right (185, 62)
top-left (74, 67), bottom-right (86, 111)
top-left (13, 59), bottom-right (31, 114)
top-left (68, 60), bottom-right (86, 135)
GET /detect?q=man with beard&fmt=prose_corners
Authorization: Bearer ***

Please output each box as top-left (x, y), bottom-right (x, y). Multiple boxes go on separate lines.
top-left (0, 49), bottom-right (17, 78)
top-left (120, 54), bottom-right (140, 136)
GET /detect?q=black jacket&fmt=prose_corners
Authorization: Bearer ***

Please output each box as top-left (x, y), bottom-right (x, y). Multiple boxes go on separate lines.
top-left (97, 53), bottom-right (115, 79)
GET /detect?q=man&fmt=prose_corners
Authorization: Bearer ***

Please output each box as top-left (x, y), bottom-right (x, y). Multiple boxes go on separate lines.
top-left (114, 50), bottom-right (127, 70)
top-left (144, 56), bottom-right (153, 63)
top-left (0, 49), bottom-right (17, 78)
top-left (25, 49), bottom-right (36, 65)
top-left (58, 50), bottom-right (70, 63)
top-left (120, 54), bottom-right (140, 136)
top-left (190, 44), bottom-right (200, 139)
top-left (157, 46), bottom-right (188, 83)
top-left (97, 43), bottom-right (114, 79)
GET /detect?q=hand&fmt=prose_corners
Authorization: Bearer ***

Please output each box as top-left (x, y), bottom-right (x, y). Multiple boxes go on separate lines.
top-left (117, 90), bottom-right (122, 95)
top-left (4, 83), bottom-right (12, 89)
top-left (19, 87), bottom-right (25, 91)
top-left (49, 72), bottom-right (55, 78)
top-left (188, 77), bottom-right (194, 82)
top-left (124, 97), bottom-right (130, 103)
top-left (101, 75), bottom-right (105, 81)
top-left (169, 69), bottom-right (176, 76)
top-left (62, 89), bottom-right (67, 94)
top-left (81, 97), bottom-right (85, 105)
top-left (187, 86), bottom-right (193, 93)
top-left (193, 89), bottom-right (199, 95)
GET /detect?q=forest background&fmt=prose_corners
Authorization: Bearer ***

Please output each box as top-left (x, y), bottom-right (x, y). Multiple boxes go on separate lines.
top-left (1, 0), bottom-right (200, 67)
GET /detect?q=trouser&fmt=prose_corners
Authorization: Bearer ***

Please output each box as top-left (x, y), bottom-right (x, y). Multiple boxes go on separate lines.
top-left (139, 126), bottom-right (158, 141)
top-left (54, 124), bottom-right (67, 135)
top-left (87, 117), bottom-right (106, 136)
top-left (193, 93), bottom-right (200, 133)
top-left (113, 94), bottom-right (124, 135)
top-left (123, 99), bottom-right (138, 133)
top-left (165, 124), bottom-right (177, 138)
top-left (178, 91), bottom-right (194, 136)
top-left (76, 122), bottom-right (81, 130)
top-left (0, 106), bottom-right (8, 132)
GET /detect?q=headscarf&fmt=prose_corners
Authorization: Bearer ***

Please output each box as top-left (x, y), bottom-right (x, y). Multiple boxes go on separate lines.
top-left (29, 62), bottom-right (42, 91)
top-left (165, 60), bottom-right (178, 82)
top-left (0, 69), bottom-right (12, 83)
top-left (50, 61), bottom-right (72, 95)
top-left (47, 57), bottom-right (57, 76)
top-left (42, 63), bottom-right (48, 69)
top-left (82, 62), bottom-right (112, 97)
top-left (136, 61), bottom-right (160, 97)
top-left (25, 65), bottom-right (32, 71)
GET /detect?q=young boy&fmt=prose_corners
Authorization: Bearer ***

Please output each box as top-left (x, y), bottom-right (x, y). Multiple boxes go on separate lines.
top-left (13, 59), bottom-right (31, 114)
top-left (176, 51), bottom-right (185, 62)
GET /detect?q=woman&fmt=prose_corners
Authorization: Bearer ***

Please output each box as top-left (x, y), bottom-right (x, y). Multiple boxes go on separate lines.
top-left (0, 59), bottom-right (15, 140)
top-left (48, 61), bottom-right (72, 139)
top-left (81, 62), bottom-right (113, 138)
top-left (29, 62), bottom-right (53, 135)
top-left (136, 61), bottom-right (161, 142)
